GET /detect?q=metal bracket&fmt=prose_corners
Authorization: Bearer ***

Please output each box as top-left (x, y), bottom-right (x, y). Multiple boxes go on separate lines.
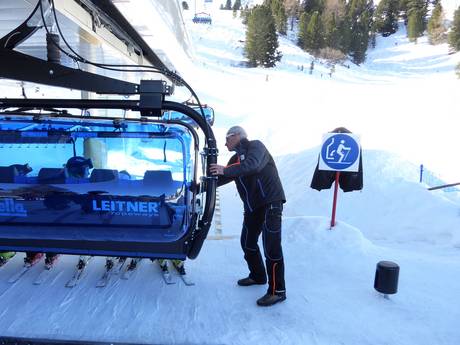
top-left (139, 80), bottom-right (171, 117)
top-left (203, 147), bottom-right (218, 156)
top-left (112, 119), bottom-right (127, 130)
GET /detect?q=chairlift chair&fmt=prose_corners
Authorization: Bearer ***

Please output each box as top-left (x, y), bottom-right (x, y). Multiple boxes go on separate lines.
top-left (0, 88), bottom-right (217, 261)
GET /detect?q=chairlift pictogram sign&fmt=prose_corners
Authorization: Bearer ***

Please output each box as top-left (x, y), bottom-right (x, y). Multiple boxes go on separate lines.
top-left (319, 133), bottom-right (360, 172)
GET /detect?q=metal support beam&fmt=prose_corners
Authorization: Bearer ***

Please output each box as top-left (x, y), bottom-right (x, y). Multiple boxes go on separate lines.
top-left (0, 2), bottom-right (46, 49)
top-left (0, 49), bottom-right (139, 94)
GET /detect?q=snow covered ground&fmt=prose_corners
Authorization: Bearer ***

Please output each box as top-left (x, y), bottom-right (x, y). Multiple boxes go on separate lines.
top-left (1, 3), bottom-right (460, 345)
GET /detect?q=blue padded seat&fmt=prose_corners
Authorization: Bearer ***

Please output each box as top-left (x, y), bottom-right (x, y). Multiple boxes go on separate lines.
top-left (143, 170), bottom-right (173, 186)
top-left (143, 170), bottom-right (183, 196)
top-left (0, 166), bottom-right (16, 183)
top-left (90, 169), bottom-right (119, 182)
top-left (38, 168), bottom-right (66, 184)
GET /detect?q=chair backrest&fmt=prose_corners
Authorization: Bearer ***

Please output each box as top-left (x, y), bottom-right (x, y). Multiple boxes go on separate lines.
top-left (143, 170), bottom-right (173, 187)
top-left (0, 166), bottom-right (17, 183)
top-left (90, 169), bottom-right (119, 182)
top-left (38, 168), bottom-right (66, 184)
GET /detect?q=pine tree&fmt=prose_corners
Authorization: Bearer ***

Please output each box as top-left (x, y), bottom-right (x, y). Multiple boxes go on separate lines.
top-left (244, 5), bottom-right (282, 67)
top-left (338, 15), bottom-right (352, 53)
top-left (324, 0), bottom-right (350, 54)
top-left (298, 11), bottom-right (311, 47)
top-left (264, 0), bottom-right (287, 34)
top-left (448, 6), bottom-right (460, 51)
top-left (233, 0), bottom-right (241, 11)
top-left (347, 0), bottom-right (374, 64)
top-left (350, 10), bottom-right (371, 64)
top-left (427, 2), bottom-right (446, 44)
top-left (241, 7), bottom-right (252, 25)
top-left (302, 0), bottom-right (325, 14)
top-left (225, 0), bottom-right (232, 10)
top-left (324, 12), bottom-right (340, 50)
top-left (407, 10), bottom-right (424, 42)
top-left (276, 5), bottom-right (288, 34)
top-left (374, 0), bottom-right (400, 37)
top-left (304, 11), bottom-right (324, 53)
top-left (406, 0), bottom-right (427, 42)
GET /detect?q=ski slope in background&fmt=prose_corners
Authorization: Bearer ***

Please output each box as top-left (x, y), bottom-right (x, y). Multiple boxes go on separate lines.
top-left (1, 3), bottom-right (460, 345)
top-left (180, 6), bottom-right (460, 183)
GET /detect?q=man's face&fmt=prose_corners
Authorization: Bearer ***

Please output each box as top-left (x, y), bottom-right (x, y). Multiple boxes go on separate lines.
top-left (225, 132), bottom-right (240, 151)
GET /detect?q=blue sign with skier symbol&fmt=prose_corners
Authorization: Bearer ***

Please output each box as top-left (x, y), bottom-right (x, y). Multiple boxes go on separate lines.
top-left (319, 133), bottom-right (361, 172)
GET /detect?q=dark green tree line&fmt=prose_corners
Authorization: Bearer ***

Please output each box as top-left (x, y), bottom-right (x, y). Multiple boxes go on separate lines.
top-left (298, 0), bottom-right (374, 64)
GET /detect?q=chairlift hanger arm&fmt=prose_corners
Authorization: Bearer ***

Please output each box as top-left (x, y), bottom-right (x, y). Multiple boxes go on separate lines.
top-left (0, 98), bottom-right (212, 138)
top-left (0, 48), bottom-right (139, 95)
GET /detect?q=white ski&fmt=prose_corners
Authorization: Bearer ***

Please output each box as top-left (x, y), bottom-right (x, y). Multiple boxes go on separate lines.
top-left (8, 266), bottom-right (32, 284)
top-left (177, 273), bottom-right (195, 286)
top-left (113, 257), bottom-right (127, 275)
top-left (65, 256), bottom-right (92, 288)
top-left (33, 255), bottom-right (61, 285)
top-left (158, 260), bottom-right (175, 285)
top-left (33, 266), bottom-right (53, 285)
top-left (8, 255), bottom-right (43, 283)
top-left (172, 262), bottom-right (195, 286)
top-left (121, 258), bottom-right (142, 280)
top-left (96, 257), bottom-right (126, 288)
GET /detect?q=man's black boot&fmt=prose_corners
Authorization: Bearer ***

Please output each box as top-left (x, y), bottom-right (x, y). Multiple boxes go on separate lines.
top-left (256, 291), bottom-right (286, 306)
top-left (237, 276), bottom-right (267, 286)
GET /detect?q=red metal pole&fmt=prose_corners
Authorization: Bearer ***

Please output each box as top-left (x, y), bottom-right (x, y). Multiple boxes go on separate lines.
top-left (330, 171), bottom-right (340, 228)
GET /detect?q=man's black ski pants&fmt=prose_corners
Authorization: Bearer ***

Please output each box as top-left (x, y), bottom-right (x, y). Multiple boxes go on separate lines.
top-left (240, 201), bottom-right (285, 294)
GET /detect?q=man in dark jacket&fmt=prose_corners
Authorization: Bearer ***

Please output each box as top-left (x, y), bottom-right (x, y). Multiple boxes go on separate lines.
top-left (210, 126), bottom-right (286, 307)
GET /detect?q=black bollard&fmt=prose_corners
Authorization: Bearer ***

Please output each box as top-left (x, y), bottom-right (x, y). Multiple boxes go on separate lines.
top-left (374, 261), bottom-right (399, 298)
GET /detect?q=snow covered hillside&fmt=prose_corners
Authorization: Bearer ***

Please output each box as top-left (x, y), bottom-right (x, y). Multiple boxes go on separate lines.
top-left (183, 7), bottom-right (460, 183)
top-left (1, 3), bottom-right (460, 345)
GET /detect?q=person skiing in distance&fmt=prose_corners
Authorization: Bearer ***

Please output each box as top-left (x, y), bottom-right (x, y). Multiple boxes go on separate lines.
top-left (210, 126), bottom-right (286, 307)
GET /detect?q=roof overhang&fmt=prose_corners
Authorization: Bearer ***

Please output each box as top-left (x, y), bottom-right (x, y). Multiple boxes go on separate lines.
top-left (0, 0), bottom-right (177, 89)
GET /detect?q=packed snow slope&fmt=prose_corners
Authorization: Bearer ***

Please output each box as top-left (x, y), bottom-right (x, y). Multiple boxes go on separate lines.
top-left (1, 5), bottom-right (460, 345)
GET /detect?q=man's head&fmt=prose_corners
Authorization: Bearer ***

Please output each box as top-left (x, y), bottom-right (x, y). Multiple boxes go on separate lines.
top-left (225, 126), bottom-right (247, 151)
top-left (66, 156), bottom-right (93, 178)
